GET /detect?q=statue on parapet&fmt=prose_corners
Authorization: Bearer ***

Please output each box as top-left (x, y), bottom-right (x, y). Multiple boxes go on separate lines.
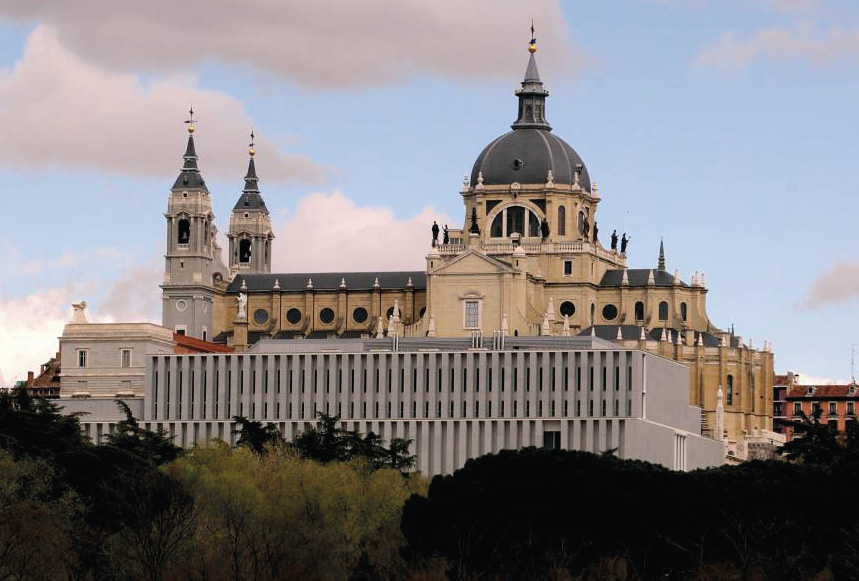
top-left (621, 233), bottom-right (630, 254)
top-left (593, 221), bottom-right (599, 243)
top-left (611, 230), bottom-right (618, 251)
top-left (443, 224), bottom-right (449, 245)
top-left (431, 221), bottom-right (439, 247)
top-left (582, 217), bottom-right (590, 240)
top-left (237, 293), bottom-right (248, 318)
top-left (469, 207), bottom-right (480, 235)
top-left (540, 218), bottom-right (550, 242)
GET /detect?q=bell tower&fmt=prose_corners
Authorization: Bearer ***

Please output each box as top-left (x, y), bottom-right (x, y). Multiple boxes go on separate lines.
top-left (160, 110), bottom-right (225, 340)
top-left (228, 132), bottom-right (274, 275)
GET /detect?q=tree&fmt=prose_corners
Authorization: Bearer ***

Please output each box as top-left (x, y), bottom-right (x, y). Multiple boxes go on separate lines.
top-left (779, 408), bottom-right (841, 464)
top-left (232, 415), bottom-right (283, 456)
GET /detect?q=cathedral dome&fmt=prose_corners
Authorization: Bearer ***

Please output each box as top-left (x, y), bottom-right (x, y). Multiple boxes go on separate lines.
top-left (469, 128), bottom-right (591, 190)
top-left (468, 37), bottom-right (591, 192)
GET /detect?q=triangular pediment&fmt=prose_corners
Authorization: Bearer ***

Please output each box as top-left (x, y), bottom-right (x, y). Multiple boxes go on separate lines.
top-left (431, 249), bottom-right (515, 275)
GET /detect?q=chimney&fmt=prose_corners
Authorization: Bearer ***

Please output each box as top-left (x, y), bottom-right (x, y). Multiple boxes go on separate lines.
top-left (27, 371), bottom-right (34, 383)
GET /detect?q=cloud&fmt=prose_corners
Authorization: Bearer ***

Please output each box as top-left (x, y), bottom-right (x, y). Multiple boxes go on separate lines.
top-left (696, 23), bottom-right (859, 68)
top-left (0, 287), bottom-right (73, 386)
top-left (271, 191), bottom-right (453, 272)
top-left (793, 372), bottom-right (851, 386)
top-left (799, 259), bottom-right (859, 309)
top-left (0, 0), bottom-right (580, 89)
top-left (0, 26), bottom-right (324, 182)
top-left (96, 264), bottom-right (162, 324)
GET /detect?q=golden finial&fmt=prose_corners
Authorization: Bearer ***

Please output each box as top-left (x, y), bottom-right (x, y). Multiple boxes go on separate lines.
top-left (185, 106), bottom-right (195, 133)
top-left (528, 20), bottom-right (537, 53)
top-left (248, 129), bottom-right (255, 157)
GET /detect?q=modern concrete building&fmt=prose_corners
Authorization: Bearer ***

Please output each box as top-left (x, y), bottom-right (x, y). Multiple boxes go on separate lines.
top-left (61, 335), bottom-right (724, 472)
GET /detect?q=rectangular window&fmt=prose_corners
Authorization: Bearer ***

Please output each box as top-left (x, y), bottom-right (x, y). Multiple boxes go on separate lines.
top-left (513, 400), bottom-right (518, 416)
top-left (849, 402), bottom-right (855, 416)
top-left (78, 349), bottom-right (88, 368)
top-left (794, 402), bottom-right (802, 415)
top-left (543, 431), bottom-right (561, 450)
top-left (564, 261), bottom-right (573, 276)
top-left (830, 402), bottom-right (837, 415)
top-left (120, 349), bottom-right (132, 368)
top-left (465, 300), bottom-right (479, 328)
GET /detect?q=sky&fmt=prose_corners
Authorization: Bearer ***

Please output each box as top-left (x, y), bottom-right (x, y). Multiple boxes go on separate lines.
top-left (0, 0), bottom-right (856, 386)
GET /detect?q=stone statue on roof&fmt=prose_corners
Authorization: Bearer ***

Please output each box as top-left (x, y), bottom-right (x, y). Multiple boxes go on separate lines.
top-left (237, 293), bottom-right (247, 319)
top-left (431, 221), bottom-right (439, 246)
top-left (611, 230), bottom-right (618, 251)
top-left (621, 233), bottom-right (630, 254)
top-left (443, 224), bottom-right (449, 245)
top-left (540, 218), bottom-right (550, 241)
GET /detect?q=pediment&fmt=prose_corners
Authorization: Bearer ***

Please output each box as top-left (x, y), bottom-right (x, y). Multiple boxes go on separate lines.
top-left (431, 250), bottom-right (515, 275)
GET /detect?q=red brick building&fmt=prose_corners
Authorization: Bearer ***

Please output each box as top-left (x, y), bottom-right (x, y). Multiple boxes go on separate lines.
top-left (779, 373), bottom-right (859, 441)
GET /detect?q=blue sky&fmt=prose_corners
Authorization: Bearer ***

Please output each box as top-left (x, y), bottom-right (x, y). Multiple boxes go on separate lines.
top-left (0, 0), bottom-right (857, 384)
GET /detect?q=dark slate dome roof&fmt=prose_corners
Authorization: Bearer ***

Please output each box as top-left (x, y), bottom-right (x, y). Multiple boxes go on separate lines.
top-left (469, 128), bottom-right (591, 191)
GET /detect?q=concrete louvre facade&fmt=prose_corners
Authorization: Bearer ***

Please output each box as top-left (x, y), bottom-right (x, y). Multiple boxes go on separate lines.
top-left (63, 336), bottom-right (723, 472)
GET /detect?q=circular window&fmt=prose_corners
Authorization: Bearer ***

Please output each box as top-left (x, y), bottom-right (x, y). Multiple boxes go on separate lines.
top-left (602, 304), bottom-right (618, 321)
top-left (386, 306), bottom-right (395, 319)
top-left (253, 309), bottom-right (268, 325)
top-left (419, 306), bottom-right (427, 319)
top-left (559, 301), bottom-right (575, 317)
top-left (352, 307), bottom-right (368, 324)
top-left (286, 308), bottom-right (302, 325)
top-left (175, 300), bottom-right (187, 312)
top-left (319, 308), bottom-right (335, 324)
top-left (512, 158), bottom-right (524, 170)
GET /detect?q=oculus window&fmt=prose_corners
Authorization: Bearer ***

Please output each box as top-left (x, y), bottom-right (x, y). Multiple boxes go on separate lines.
top-left (602, 304), bottom-right (618, 321)
top-left (253, 309), bottom-right (268, 325)
top-left (559, 301), bottom-right (575, 317)
top-left (286, 308), bottom-right (302, 325)
top-left (319, 308), bottom-right (335, 325)
top-left (352, 307), bottom-right (368, 324)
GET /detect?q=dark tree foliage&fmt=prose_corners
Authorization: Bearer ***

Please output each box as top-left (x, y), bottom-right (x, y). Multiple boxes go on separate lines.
top-left (401, 447), bottom-right (859, 580)
top-left (779, 408), bottom-right (843, 465)
top-left (232, 415), bottom-right (283, 455)
top-left (293, 412), bottom-right (416, 471)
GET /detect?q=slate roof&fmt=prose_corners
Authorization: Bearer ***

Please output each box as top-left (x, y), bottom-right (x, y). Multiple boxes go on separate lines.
top-left (227, 271), bottom-right (426, 293)
top-left (171, 135), bottom-right (208, 191)
top-left (577, 325), bottom-right (734, 348)
top-left (599, 269), bottom-right (687, 287)
top-left (233, 192), bottom-right (269, 213)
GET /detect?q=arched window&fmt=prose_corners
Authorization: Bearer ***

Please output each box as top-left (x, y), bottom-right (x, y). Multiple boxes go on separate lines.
top-left (558, 205), bottom-right (566, 236)
top-left (490, 213), bottom-right (503, 238)
top-left (178, 219), bottom-right (190, 245)
top-left (658, 301), bottom-right (669, 320)
top-left (681, 302), bottom-right (688, 322)
top-left (490, 206), bottom-right (542, 239)
top-left (634, 301), bottom-right (644, 321)
top-left (749, 373), bottom-right (756, 414)
top-left (726, 374), bottom-right (734, 406)
top-left (507, 206), bottom-right (525, 236)
top-left (239, 239), bottom-right (252, 263)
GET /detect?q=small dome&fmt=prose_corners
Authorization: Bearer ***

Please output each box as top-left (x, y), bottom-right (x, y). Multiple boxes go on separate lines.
top-left (470, 128), bottom-right (590, 191)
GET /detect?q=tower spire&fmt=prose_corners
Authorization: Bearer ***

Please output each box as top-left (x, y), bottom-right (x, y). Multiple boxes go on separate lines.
top-left (173, 107), bottom-right (207, 191)
top-left (243, 129), bottom-right (259, 193)
top-left (658, 239), bottom-right (666, 271)
top-left (512, 23), bottom-right (551, 131)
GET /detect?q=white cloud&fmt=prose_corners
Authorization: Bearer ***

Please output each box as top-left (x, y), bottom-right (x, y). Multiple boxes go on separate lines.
top-left (793, 372), bottom-right (851, 385)
top-left (0, 287), bottom-right (72, 386)
top-left (696, 23), bottom-right (859, 69)
top-left (0, 25), bottom-right (324, 182)
top-left (799, 259), bottom-right (859, 309)
top-left (271, 191), bottom-right (453, 272)
top-left (0, 0), bottom-right (581, 89)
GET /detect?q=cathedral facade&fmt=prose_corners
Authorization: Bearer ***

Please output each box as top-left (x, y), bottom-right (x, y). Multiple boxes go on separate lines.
top-left (159, 38), bottom-right (774, 451)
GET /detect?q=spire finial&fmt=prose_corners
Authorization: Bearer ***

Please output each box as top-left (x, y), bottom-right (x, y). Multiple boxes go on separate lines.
top-left (185, 106), bottom-right (195, 134)
top-left (658, 238), bottom-right (666, 271)
top-left (529, 20), bottom-right (537, 53)
top-left (248, 128), bottom-right (255, 157)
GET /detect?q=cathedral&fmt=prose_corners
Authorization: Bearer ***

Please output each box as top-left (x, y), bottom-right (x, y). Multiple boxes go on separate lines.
top-left (52, 36), bottom-right (777, 471)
